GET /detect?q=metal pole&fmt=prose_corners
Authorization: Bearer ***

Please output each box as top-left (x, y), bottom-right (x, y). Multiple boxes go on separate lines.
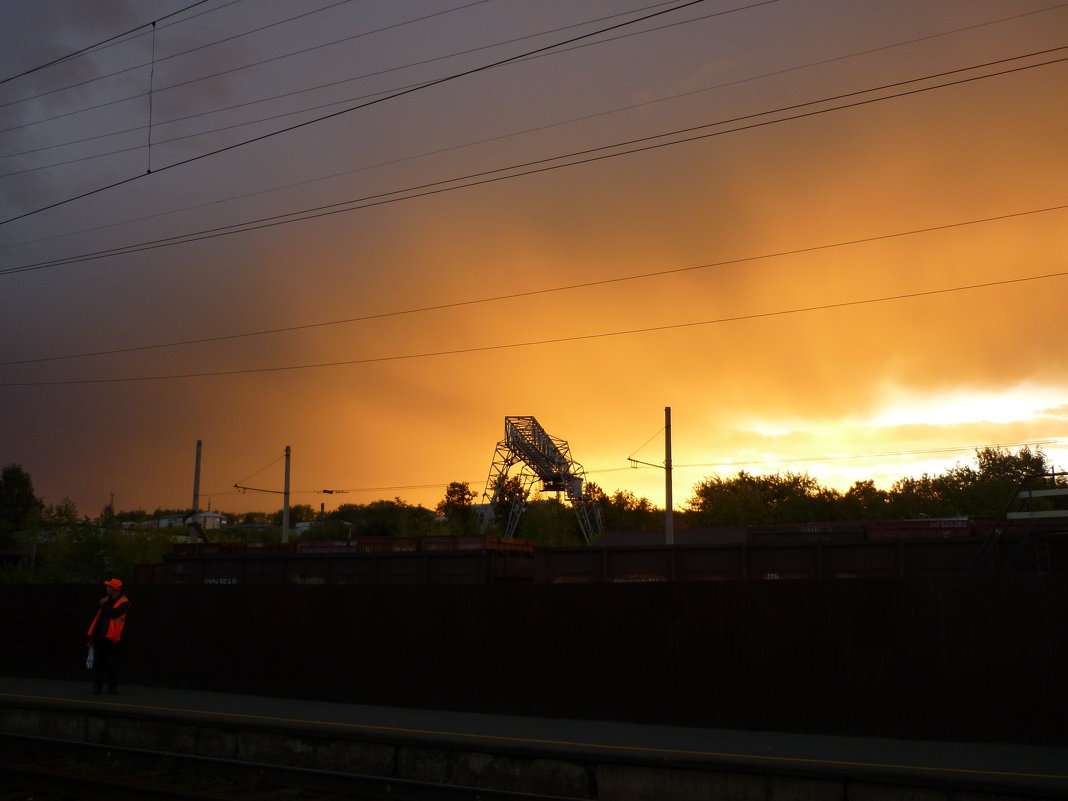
top-left (282, 446), bottom-right (291, 543)
top-left (192, 440), bottom-right (202, 516)
top-left (665, 406), bottom-right (674, 545)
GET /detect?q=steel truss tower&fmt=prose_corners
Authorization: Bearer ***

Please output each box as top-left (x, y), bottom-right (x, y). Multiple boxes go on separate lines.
top-left (480, 416), bottom-right (604, 543)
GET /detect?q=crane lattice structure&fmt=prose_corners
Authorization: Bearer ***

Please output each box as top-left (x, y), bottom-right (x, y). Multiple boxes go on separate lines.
top-left (480, 416), bottom-right (604, 544)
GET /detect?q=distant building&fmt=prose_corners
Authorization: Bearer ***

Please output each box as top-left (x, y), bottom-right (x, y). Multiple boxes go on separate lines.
top-left (154, 511), bottom-right (228, 530)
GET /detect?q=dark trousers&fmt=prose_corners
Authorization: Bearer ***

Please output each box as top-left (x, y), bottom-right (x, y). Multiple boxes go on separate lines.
top-left (91, 639), bottom-right (120, 693)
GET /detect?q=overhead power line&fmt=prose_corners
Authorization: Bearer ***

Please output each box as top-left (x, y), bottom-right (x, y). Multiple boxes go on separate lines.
top-left (6, 2), bottom-right (1063, 257)
top-left (7, 0), bottom-right (1058, 178)
top-left (0, 0), bottom-right (714, 226)
top-left (233, 452), bottom-right (286, 485)
top-left (4, 44), bottom-right (1064, 272)
top-left (669, 440), bottom-right (1066, 471)
top-left (209, 480), bottom-right (488, 498)
top-left (1, 200), bottom-right (1063, 368)
top-left (2, 268), bottom-right (1066, 387)
top-left (211, 439), bottom-right (1068, 502)
top-left (0, 0), bottom-right (217, 87)
top-left (0, 0), bottom-right (492, 124)
top-left (0, 0), bottom-right (773, 164)
top-left (233, 483), bottom-right (286, 495)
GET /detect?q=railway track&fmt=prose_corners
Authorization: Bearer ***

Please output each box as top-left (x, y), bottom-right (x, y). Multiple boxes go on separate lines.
top-left (0, 732), bottom-right (583, 801)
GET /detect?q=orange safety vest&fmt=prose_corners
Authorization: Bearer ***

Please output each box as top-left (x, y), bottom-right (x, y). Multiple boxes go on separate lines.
top-left (88, 595), bottom-right (129, 643)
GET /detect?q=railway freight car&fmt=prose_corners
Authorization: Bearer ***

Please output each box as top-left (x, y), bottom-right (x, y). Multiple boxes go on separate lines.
top-left (141, 535), bottom-right (536, 586)
top-left (134, 518), bottom-right (1066, 586)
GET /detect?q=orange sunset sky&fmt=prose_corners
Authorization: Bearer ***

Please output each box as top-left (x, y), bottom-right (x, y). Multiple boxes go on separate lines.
top-left (1, 0), bottom-right (1066, 519)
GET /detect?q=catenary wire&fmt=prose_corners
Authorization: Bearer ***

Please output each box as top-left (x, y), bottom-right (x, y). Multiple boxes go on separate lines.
top-left (2, 269), bottom-right (1065, 387)
top-left (17, 0), bottom-right (1064, 168)
top-left (232, 481), bottom-right (490, 497)
top-left (0, 0), bottom-right (712, 225)
top-left (8, 0), bottom-right (1061, 187)
top-left (0, 0), bottom-right (367, 112)
top-left (0, 0), bottom-right (696, 138)
top-left (0, 0), bottom-right (501, 169)
top-left (628, 427), bottom-right (667, 461)
top-left (203, 439), bottom-right (1066, 501)
top-left (4, 46), bottom-right (1064, 273)
top-left (0, 0), bottom-right (249, 90)
top-left (10, 10), bottom-right (1068, 508)
top-left (233, 452), bottom-right (287, 486)
top-left (0, 0), bottom-right (765, 163)
top-left (145, 47), bottom-right (1062, 242)
top-left (4, 0), bottom-right (1052, 177)
top-left (0, 0), bottom-right (218, 87)
top-left (670, 440), bottom-right (1064, 470)
top-left (6, 0), bottom-right (1063, 255)
top-left (0, 0), bottom-right (692, 170)
top-left (1, 201), bottom-right (1063, 368)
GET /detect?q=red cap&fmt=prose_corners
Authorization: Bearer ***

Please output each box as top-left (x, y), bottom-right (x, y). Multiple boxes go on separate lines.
top-left (104, 578), bottom-right (123, 591)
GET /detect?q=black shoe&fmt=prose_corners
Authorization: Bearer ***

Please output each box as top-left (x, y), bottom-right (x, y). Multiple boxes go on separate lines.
top-left (108, 689), bottom-right (120, 695)
top-left (92, 689), bottom-right (102, 695)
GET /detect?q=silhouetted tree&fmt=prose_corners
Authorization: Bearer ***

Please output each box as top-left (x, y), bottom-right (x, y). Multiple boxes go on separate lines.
top-left (588, 482), bottom-right (662, 531)
top-left (0, 464), bottom-right (43, 538)
top-left (322, 499), bottom-right (437, 539)
top-left (517, 496), bottom-right (586, 546)
top-left (683, 446), bottom-right (1061, 528)
top-left (686, 470), bottom-right (841, 526)
top-left (841, 480), bottom-right (891, 520)
top-left (44, 498), bottom-right (78, 526)
top-left (272, 504), bottom-right (316, 526)
top-left (436, 481), bottom-right (478, 535)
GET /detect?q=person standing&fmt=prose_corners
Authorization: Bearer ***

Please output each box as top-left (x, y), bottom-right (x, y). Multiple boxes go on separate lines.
top-left (87, 577), bottom-right (130, 695)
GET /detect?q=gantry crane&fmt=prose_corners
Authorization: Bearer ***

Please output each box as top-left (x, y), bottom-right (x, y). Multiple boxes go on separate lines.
top-left (480, 416), bottom-right (604, 543)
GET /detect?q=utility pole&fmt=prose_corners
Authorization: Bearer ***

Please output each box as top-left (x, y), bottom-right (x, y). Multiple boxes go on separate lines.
top-left (282, 446), bottom-right (291, 543)
top-left (627, 409), bottom-right (675, 546)
top-left (665, 406), bottom-right (674, 546)
top-left (192, 440), bottom-right (202, 517)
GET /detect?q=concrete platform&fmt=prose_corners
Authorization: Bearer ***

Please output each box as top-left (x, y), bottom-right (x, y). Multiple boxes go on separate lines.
top-left (2, 675), bottom-right (1066, 799)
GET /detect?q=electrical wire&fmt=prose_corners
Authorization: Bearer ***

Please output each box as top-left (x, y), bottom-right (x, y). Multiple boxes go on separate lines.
top-left (0, 0), bottom-right (713, 226)
top-left (308, 481), bottom-right (489, 495)
top-left (1, 200), bottom-right (1063, 368)
top-left (233, 452), bottom-right (286, 485)
top-left (9, 0), bottom-right (1060, 179)
top-left (220, 480), bottom-right (491, 498)
top-left (0, 0), bottom-right (218, 87)
top-left (667, 440), bottom-right (1066, 471)
top-left (3, 268), bottom-right (1065, 387)
top-left (628, 428), bottom-right (666, 461)
top-left (4, 46), bottom-right (1064, 273)
top-left (0, 0), bottom-right (247, 91)
top-left (6, 1), bottom-right (1064, 257)
top-left (0, 0), bottom-right (364, 113)
top-left (0, 0), bottom-right (760, 164)
top-left (0, 0), bottom-right (685, 178)
top-left (211, 439), bottom-right (1068, 503)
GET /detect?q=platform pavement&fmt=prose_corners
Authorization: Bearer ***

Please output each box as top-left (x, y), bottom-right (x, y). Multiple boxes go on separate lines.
top-left (2, 675), bottom-right (1067, 798)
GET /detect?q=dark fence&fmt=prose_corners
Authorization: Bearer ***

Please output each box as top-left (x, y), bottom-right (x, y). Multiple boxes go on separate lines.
top-left (5, 574), bottom-right (1066, 745)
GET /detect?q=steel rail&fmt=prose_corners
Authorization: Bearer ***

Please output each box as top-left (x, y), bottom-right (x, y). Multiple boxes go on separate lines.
top-left (0, 731), bottom-right (586, 801)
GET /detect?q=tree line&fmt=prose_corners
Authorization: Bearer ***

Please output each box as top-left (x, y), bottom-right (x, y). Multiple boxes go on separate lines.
top-left (1, 446), bottom-right (1063, 582)
top-left (685, 446), bottom-right (1063, 527)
